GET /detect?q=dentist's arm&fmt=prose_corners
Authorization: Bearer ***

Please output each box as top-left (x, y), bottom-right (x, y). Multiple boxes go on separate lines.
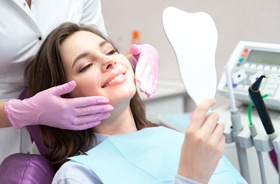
top-left (0, 102), bottom-right (11, 127)
top-left (178, 98), bottom-right (225, 184)
top-left (129, 44), bottom-right (159, 99)
top-left (2, 81), bottom-right (114, 130)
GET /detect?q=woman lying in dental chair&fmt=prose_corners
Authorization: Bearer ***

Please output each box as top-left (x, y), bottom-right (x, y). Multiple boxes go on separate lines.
top-left (23, 22), bottom-right (247, 184)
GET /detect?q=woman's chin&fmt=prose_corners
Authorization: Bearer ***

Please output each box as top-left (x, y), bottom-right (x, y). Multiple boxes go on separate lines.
top-left (108, 88), bottom-right (136, 103)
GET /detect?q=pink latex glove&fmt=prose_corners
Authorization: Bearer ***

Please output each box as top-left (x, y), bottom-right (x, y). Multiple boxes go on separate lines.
top-left (130, 44), bottom-right (159, 98)
top-left (5, 81), bottom-right (114, 130)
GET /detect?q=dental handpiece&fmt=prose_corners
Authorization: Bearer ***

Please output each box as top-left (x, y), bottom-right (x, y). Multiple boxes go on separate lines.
top-left (248, 75), bottom-right (275, 135)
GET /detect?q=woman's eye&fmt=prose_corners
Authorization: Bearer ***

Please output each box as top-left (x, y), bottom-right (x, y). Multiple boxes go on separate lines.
top-left (79, 63), bottom-right (93, 73)
top-left (106, 49), bottom-right (117, 55)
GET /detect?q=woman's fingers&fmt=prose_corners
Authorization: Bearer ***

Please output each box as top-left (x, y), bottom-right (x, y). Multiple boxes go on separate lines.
top-left (199, 112), bottom-right (220, 138)
top-left (188, 98), bottom-right (216, 131)
top-left (178, 98), bottom-right (225, 183)
top-left (209, 123), bottom-right (225, 154)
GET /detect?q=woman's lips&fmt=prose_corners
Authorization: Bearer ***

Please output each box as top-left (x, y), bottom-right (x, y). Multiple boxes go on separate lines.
top-left (102, 71), bottom-right (126, 88)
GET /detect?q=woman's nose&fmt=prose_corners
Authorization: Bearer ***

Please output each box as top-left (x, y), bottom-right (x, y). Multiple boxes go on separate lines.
top-left (101, 55), bottom-right (116, 72)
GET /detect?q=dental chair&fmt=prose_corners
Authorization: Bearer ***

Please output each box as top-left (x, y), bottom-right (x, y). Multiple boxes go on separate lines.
top-left (0, 90), bottom-right (55, 184)
top-left (1, 6), bottom-right (279, 184)
top-left (0, 153), bottom-right (55, 184)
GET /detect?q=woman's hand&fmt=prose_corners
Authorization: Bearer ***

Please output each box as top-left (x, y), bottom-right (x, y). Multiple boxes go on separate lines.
top-left (130, 44), bottom-right (159, 99)
top-left (178, 98), bottom-right (225, 184)
top-left (5, 81), bottom-right (114, 130)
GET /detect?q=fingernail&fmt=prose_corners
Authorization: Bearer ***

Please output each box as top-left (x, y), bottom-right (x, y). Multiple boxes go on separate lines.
top-left (97, 98), bottom-right (109, 103)
top-left (106, 105), bottom-right (114, 111)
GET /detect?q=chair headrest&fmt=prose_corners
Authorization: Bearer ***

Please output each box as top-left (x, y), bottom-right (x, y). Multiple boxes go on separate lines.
top-left (0, 153), bottom-right (55, 184)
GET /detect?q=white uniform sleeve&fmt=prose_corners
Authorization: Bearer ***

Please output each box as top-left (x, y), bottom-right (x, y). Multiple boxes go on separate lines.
top-left (173, 174), bottom-right (201, 184)
top-left (81, 0), bottom-right (107, 35)
top-left (52, 161), bottom-right (102, 184)
top-left (52, 162), bottom-right (201, 184)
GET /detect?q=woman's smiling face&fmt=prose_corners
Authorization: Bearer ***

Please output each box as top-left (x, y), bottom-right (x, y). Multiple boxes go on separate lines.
top-left (60, 30), bottom-right (136, 105)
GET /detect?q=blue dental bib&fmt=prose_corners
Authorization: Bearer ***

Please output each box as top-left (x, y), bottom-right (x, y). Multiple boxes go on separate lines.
top-left (70, 127), bottom-right (247, 184)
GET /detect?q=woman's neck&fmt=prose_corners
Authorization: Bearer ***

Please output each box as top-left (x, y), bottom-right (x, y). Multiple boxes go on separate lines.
top-left (92, 106), bottom-right (137, 135)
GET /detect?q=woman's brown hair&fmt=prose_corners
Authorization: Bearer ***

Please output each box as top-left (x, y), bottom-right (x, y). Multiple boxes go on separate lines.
top-left (24, 22), bottom-right (155, 170)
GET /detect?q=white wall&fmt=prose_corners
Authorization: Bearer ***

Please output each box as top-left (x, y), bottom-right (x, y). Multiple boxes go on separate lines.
top-left (102, 0), bottom-right (280, 109)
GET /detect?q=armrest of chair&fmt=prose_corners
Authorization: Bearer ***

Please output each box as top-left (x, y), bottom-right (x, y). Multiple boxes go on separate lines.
top-left (0, 153), bottom-right (55, 184)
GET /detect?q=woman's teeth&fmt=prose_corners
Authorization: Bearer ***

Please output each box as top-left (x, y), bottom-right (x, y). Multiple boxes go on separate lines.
top-left (103, 74), bottom-right (124, 88)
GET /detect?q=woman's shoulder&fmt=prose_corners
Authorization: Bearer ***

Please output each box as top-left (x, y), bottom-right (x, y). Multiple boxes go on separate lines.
top-left (52, 161), bottom-right (101, 184)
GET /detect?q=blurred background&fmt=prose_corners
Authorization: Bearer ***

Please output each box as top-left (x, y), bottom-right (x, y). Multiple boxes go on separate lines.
top-left (102, 1), bottom-right (280, 183)
top-left (102, 0), bottom-right (280, 110)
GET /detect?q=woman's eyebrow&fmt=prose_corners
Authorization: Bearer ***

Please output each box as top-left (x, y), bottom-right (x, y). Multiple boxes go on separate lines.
top-left (71, 40), bottom-right (110, 69)
top-left (99, 40), bottom-right (110, 48)
top-left (72, 52), bottom-right (89, 69)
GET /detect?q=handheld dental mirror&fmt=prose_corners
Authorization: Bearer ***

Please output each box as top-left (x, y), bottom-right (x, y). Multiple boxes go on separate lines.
top-left (163, 7), bottom-right (218, 106)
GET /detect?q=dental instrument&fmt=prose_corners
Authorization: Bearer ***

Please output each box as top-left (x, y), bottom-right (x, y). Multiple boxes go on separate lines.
top-left (225, 65), bottom-right (251, 182)
top-left (248, 75), bottom-right (280, 184)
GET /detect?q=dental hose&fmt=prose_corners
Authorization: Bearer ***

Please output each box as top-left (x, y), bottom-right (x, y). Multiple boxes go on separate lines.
top-left (248, 75), bottom-right (280, 184)
top-left (248, 95), bottom-right (269, 184)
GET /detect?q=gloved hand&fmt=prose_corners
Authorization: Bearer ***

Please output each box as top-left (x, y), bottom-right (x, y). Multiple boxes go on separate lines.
top-left (5, 81), bottom-right (114, 130)
top-left (130, 44), bottom-right (159, 98)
